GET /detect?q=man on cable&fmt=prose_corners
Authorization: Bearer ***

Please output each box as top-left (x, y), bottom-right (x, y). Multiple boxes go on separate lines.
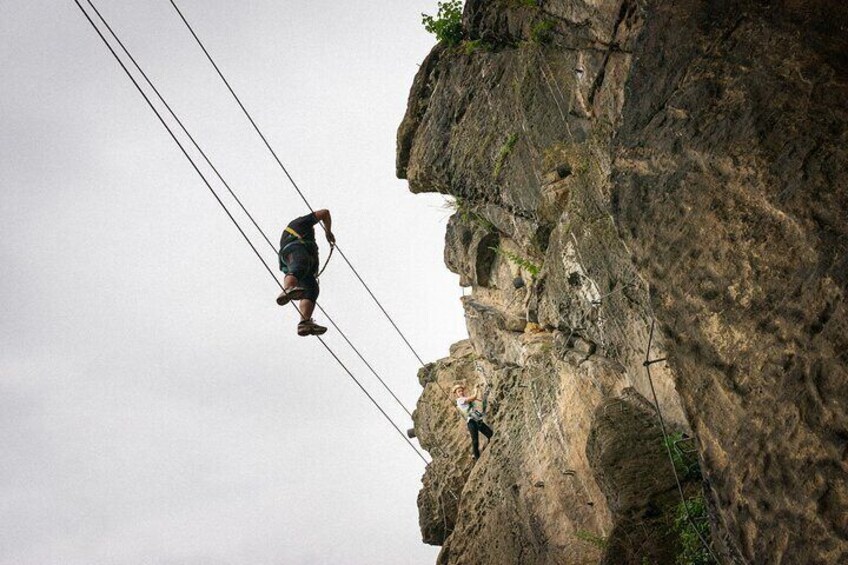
top-left (276, 209), bottom-right (335, 336)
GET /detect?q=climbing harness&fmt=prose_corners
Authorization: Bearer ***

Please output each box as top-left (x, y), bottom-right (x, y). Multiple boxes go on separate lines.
top-left (457, 384), bottom-right (490, 422)
top-left (279, 225), bottom-right (335, 278)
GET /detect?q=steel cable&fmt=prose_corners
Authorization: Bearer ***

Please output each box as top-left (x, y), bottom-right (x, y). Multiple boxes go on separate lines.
top-left (169, 0), bottom-right (429, 368)
top-left (168, 0), bottom-right (474, 427)
top-left (81, 0), bottom-right (417, 423)
top-left (73, 0), bottom-right (427, 464)
top-left (644, 320), bottom-right (721, 563)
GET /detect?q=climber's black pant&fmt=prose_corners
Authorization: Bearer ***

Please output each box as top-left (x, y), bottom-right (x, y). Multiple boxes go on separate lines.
top-left (467, 419), bottom-right (493, 459)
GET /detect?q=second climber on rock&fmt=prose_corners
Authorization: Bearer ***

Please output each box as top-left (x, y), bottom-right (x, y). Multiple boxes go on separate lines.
top-left (454, 383), bottom-right (493, 460)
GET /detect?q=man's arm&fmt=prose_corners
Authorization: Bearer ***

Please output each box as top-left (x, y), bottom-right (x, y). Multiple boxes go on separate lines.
top-left (314, 209), bottom-right (335, 245)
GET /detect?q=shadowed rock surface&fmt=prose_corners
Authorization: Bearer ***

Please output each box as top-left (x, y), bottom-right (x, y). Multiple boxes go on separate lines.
top-left (398, 0), bottom-right (847, 563)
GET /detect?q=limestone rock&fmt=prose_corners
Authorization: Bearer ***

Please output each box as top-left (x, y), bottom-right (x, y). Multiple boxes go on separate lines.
top-left (400, 0), bottom-right (847, 563)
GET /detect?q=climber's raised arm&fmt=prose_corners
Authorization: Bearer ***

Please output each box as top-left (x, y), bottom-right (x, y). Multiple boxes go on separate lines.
top-left (313, 209), bottom-right (335, 245)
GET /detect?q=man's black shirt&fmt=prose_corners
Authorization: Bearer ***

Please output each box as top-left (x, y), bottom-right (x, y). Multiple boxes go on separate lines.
top-left (280, 212), bottom-right (320, 253)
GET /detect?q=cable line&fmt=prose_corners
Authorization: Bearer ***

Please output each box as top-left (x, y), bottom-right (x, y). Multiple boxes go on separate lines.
top-left (169, 0), bottom-right (429, 368)
top-left (168, 0), bottom-right (469, 425)
top-left (81, 0), bottom-right (415, 423)
top-left (643, 320), bottom-right (719, 562)
top-left (81, 2), bottom-right (462, 516)
top-left (73, 0), bottom-right (427, 465)
top-left (87, 0), bottom-right (468, 508)
top-left (86, 0), bottom-right (467, 515)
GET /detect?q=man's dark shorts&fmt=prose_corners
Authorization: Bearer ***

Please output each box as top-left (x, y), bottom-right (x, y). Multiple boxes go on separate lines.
top-left (282, 244), bottom-right (320, 301)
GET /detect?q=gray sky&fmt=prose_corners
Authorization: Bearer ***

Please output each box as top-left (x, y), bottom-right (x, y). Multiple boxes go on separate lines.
top-left (1, 1), bottom-right (466, 563)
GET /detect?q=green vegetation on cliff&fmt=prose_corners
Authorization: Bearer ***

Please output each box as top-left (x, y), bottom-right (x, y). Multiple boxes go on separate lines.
top-left (491, 245), bottom-right (541, 276)
top-left (492, 132), bottom-right (519, 179)
top-left (422, 0), bottom-right (463, 46)
top-left (673, 496), bottom-right (713, 565)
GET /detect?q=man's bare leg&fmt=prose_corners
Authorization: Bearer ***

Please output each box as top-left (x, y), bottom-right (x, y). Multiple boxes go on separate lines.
top-left (299, 299), bottom-right (315, 321)
top-left (296, 299), bottom-right (326, 335)
top-left (276, 274), bottom-right (306, 306)
top-left (284, 274), bottom-right (299, 290)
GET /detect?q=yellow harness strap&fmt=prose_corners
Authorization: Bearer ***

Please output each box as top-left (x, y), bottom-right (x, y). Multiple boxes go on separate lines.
top-left (285, 226), bottom-right (302, 239)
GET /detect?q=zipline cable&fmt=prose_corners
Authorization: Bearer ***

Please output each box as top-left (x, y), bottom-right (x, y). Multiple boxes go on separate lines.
top-left (81, 0), bottom-right (415, 422)
top-left (169, 0), bottom-right (429, 368)
top-left (159, 0), bottom-right (465, 501)
top-left (82, 1), bottom-right (463, 516)
top-left (73, 0), bottom-right (427, 464)
top-left (86, 0), bottom-right (465, 511)
top-left (169, 0), bottom-right (471, 426)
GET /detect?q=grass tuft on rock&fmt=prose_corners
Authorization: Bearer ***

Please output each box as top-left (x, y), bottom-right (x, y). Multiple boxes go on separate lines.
top-left (530, 20), bottom-right (555, 44)
top-left (462, 38), bottom-right (495, 55)
top-left (491, 245), bottom-right (542, 277)
top-left (492, 132), bottom-right (520, 179)
top-left (445, 196), bottom-right (495, 231)
top-left (574, 529), bottom-right (608, 549)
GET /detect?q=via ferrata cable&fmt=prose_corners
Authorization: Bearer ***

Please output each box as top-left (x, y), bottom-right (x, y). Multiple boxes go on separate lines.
top-left (73, 0), bottom-right (427, 464)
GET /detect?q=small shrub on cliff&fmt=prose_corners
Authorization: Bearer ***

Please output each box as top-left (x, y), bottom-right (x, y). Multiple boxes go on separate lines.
top-left (663, 432), bottom-right (702, 481)
top-left (530, 19), bottom-right (555, 44)
top-left (673, 496), bottom-right (714, 565)
top-left (422, 0), bottom-right (464, 46)
top-left (491, 246), bottom-right (542, 277)
top-left (574, 529), bottom-right (608, 549)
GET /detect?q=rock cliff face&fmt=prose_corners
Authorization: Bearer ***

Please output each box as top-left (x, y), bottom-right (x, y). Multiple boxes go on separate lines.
top-left (398, 1), bottom-right (847, 564)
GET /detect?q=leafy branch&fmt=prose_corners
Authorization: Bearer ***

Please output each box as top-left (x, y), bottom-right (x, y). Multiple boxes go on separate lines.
top-left (422, 1), bottom-right (464, 46)
top-left (490, 246), bottom-right (542, 277)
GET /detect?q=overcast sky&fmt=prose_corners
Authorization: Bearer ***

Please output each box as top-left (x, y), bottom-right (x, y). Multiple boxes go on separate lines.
top-left (1, 1), bottom-right (467, 563)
